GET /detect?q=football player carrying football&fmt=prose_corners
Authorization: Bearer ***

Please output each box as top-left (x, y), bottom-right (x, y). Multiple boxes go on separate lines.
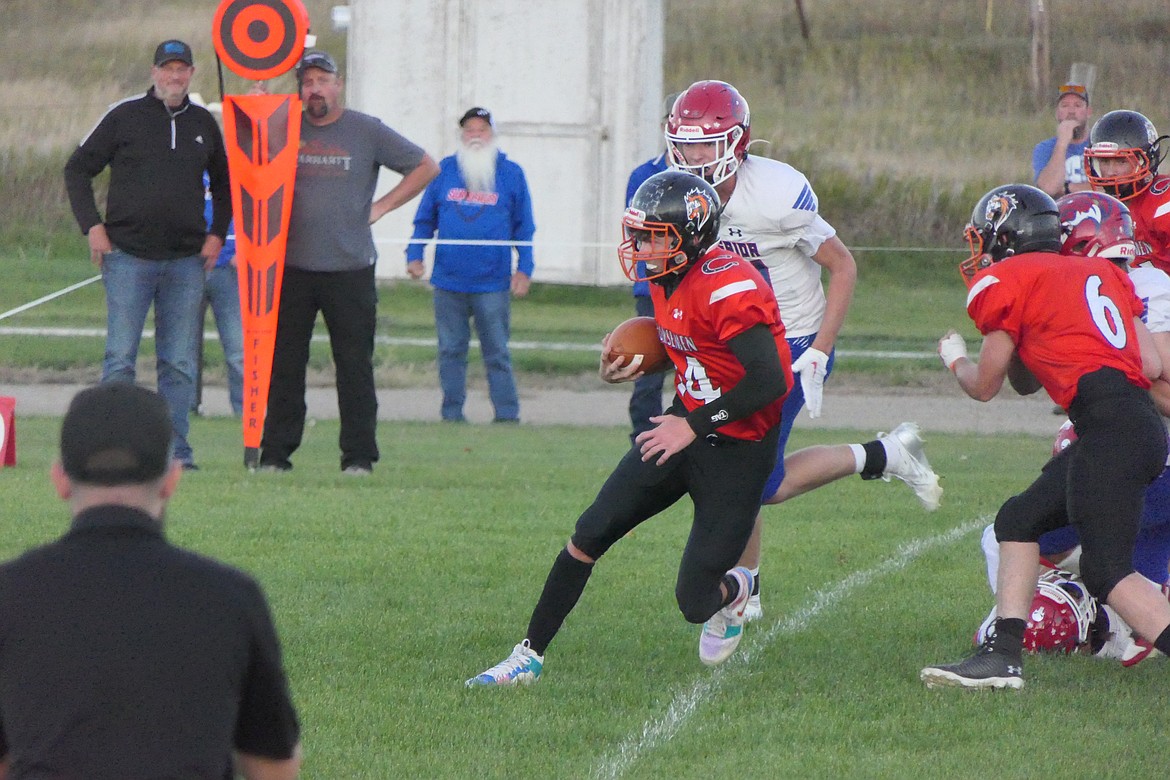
top-left (467, 170), bottom-right (792, 685)
top-left (973, 191), bottom-right (1170, 666)
top-left (921, 184), bottom-right (1170, 690)
top-left (664, 80), bottom-right (942, 625)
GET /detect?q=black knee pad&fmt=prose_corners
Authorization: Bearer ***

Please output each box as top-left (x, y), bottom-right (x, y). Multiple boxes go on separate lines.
top-left (993, 494), bottom-right (1039, 543)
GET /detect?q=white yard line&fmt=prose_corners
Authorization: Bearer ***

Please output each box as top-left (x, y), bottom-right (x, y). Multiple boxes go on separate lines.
top-left (591, 517), bottom-right (989, 780)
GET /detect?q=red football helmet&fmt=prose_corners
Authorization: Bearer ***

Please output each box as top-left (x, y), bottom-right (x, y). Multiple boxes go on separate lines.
top-left (1056, 191), bottom-right (1137, 265)
top-left (1023, 568), bottom-right (1096, 654)
top-left (665, 81), bottom-right (751, 186)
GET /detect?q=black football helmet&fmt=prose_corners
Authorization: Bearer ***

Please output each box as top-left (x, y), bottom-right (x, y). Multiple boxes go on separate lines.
top-left (961, 184), bottom-right (1061, 283)
top-left (1084, 110), bottom-right (1168, 201)
top-left (618, 170), bottom-right (722, 283)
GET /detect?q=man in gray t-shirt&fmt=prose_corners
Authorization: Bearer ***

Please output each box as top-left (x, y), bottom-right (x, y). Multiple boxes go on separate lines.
top-left (259, 50), bottom-right (438, 475)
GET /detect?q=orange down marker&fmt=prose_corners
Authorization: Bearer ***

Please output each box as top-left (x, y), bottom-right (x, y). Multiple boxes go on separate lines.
top-left (212, 0), bottom-right (308, 467)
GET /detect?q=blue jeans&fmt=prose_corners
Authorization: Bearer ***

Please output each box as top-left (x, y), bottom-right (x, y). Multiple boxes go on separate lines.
top-left (204, 263), bottom-right (244, 415)
top-left (433, 287), bottom-right (519, 421)
top-left (101, 249), bottom-right (205, 464)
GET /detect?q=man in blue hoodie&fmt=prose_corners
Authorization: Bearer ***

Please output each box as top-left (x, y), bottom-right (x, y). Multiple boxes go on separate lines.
top-left (407, 107), bottom-right (535, 423)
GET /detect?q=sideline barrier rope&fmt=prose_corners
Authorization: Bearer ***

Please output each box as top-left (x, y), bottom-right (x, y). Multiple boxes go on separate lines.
top-left (0, 275), bottom-right (101, 323)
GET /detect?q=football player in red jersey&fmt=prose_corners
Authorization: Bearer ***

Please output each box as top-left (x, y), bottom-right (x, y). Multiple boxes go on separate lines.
top-left (1084, 109), bottom-right (1170, 273)
top-left (920, 184), bottom-right (1170, 690)
top-left (467, 171), bottom-right (791, 685)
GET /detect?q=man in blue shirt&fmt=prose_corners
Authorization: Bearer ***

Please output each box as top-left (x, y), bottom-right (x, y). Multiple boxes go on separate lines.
top-left (1032, 83), bottom-right (1093, 198)
top-left (407, 107), bottom-right (535, 423)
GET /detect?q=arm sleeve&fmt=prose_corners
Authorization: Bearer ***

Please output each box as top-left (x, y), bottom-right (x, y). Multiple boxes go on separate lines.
top-left (685, 323), bottom-right (787, 437)
top-left (233, 580), bottom-right (301, 759)
top-left (405, 179), bottom-right (440, 262)
top-left (511, 167), bottom-right (535, 276)
top-left (63, 114), bottom-right (119, 234)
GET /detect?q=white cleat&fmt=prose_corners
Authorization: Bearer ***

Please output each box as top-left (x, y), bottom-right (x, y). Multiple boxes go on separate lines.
top-left (465, 640), bottom-right (544, 687)
top-left (743, 593), bottom-right (763, 622)
top-left (699, 567), bottom-right (753, 666)
top-left (879, 422), bottom-right (943, 511)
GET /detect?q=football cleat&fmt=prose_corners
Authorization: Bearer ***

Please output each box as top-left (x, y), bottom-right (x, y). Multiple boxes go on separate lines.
top-left (699, 567), bottom-right (753, 666)
top-left (921, 643), bottom-right (1024, 690)
top-left (1119, 637), bottom-right (1163, 667)
top-left (743, 593), bottom-right (764, 622)
top-left (879, 422), bottom-right (943, 511)
top-left (465, 640), bottom-right (544, 687)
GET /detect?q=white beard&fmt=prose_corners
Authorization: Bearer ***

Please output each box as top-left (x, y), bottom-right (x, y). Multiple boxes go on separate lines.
top-left (456, 140), bottom-right (498, 194)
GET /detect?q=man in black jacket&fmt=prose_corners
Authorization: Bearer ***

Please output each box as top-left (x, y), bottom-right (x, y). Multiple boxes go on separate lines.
top-left (64, 40), bottom-right (230, 469)
top-left (0, 383), bottom-right (301, 778)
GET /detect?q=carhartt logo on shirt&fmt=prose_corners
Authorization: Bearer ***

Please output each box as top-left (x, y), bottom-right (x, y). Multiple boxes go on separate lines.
top-left (195, 135), bottom-right (204, 144)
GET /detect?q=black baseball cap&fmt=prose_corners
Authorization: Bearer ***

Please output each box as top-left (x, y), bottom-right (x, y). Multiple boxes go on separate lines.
top-left (459, 107), bottom-right (493, 127)
top-left (297, 50), bottom-right (339, 79)
top-left (154, 40), bottom-right (194, 67)
top-left (60, 384), bottom-right (174, 486)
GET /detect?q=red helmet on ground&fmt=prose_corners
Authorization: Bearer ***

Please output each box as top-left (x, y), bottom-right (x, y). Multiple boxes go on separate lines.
top-left (665, 80), bottom-right (751, 186)
top-left (1056, 191), bottom-right (1137, 266)
top-left (1023, 568), bottom-right (1096, 654)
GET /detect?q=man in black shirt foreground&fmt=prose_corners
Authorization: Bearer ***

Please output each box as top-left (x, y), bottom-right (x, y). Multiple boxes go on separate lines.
top-left (0, 383), bottom-right (301, 779)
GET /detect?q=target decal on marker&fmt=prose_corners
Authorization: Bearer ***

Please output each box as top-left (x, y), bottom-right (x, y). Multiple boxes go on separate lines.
top-left (213, 0), bottom-right (309, 80)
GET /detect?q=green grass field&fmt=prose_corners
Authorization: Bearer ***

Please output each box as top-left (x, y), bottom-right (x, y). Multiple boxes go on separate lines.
top-left (4, 416), bottom-right (1166, 778)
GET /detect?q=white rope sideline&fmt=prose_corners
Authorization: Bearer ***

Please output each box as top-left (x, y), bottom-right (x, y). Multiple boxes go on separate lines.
top-left (379, 237), bottom-right (965, 253)
top-left (0, 275), bottom-right (101, 323)
top-left (589, 516), bottom-right (989, 780)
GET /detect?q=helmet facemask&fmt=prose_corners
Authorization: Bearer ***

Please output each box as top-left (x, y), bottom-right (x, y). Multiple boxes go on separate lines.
top-left (1084, 144), bottom-right (1155, 201)
top-left (666, 125), bottom-right (746, 187)
top-left (618, 212), bottom-right (689, 283)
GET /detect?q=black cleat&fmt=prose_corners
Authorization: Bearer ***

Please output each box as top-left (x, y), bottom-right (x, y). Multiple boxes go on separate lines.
top-left (921, 643), bottom-right (1024, 690)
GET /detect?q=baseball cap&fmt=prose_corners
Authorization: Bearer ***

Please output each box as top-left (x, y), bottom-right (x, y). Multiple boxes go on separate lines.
top-left (297, 50), bottom-right (339, 79)
top-left (1057, 83), bottom-right (1089, 104)
top-left (459, 107), bottom-right (493, 127)
top-left (60, 384), bottom-right (174, 486)
top-left (154, 40), bottom-right (194, 67)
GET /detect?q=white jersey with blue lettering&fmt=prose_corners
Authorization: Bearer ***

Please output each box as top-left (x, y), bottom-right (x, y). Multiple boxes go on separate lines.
top-left (1130, 262), bottom-right (1170, 334)
top-left (717, 155), bottom-right (837, 338)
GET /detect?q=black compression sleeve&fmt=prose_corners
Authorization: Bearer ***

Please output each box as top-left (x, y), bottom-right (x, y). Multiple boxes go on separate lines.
top-left (685, 324), bottom-right (787, 437)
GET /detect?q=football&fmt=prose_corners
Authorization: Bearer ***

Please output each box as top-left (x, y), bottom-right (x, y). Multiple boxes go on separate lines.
top-left (608, 316), bottom-right (671, 374)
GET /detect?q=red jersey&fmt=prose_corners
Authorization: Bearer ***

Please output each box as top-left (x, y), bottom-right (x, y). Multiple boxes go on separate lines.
top-left (966, 251), bottom-right (1149, 409)
top-left (650, 247), bottom-right (792, 441)
top-left (1128, 175), bottom-right (1170, 274)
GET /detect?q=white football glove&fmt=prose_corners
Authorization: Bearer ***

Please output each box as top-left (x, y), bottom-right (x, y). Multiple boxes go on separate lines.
top-left (938, 332), bottom-right (968, 371)
top-left (790, 347), bottom-right (829, 419)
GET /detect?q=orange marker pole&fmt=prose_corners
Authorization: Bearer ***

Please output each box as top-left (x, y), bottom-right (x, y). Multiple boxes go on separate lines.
top-left (212, 0), bottom-right (309, 468)
top-left (221, 95), bottom-right (301, 467)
